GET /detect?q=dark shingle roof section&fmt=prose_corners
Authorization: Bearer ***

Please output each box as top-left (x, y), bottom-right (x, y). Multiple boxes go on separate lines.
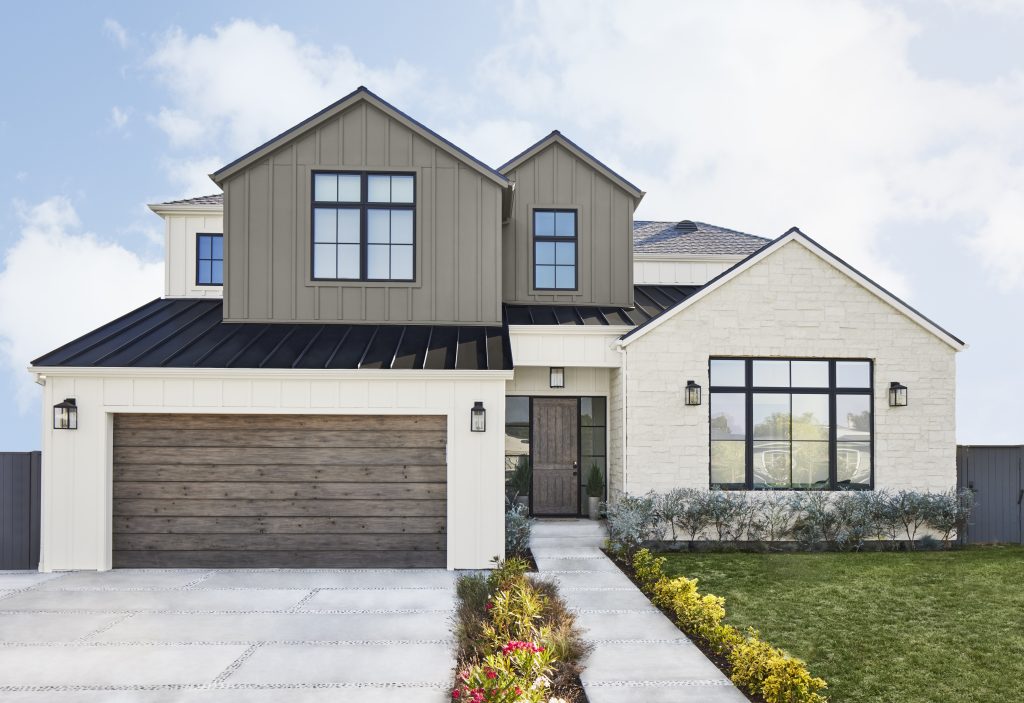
top-left (31, 299), bottom-right (513, 371)
top-left (504, 285), bottom-right (700, 327)
top-left (633, 220), bottom-right (769, 256)
top-left (155, 194), bottom-right (224, 207)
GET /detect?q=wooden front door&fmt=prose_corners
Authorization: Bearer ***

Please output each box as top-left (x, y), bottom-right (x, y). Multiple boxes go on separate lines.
top-left (531, 398), bottom-right (579, 515)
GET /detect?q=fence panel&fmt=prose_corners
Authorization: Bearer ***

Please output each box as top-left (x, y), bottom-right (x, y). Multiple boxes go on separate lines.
top-left (957, 445), bottom-right (1023, 544)
top-left (0, 451), bottom-right (41, 570)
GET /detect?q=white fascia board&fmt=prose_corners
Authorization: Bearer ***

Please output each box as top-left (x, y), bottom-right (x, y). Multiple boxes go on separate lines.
top-left (508, 325), bottom-right (633, 337)
top-left (619, 233), bottom-right (966, 352)
top-left (633, 253), bottom-right (745, 263)
top-left (148, 204), bottom-right (224, 217)
top-left (28, 366), bottom-right (514, 381)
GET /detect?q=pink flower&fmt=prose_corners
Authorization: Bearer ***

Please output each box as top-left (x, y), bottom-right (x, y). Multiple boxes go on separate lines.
top-left (485, 669), bottom-right (497, 680)
top-left (452, 689), bottom-right (460, 699)
top-left (485, 602), bottom-right (494, 611)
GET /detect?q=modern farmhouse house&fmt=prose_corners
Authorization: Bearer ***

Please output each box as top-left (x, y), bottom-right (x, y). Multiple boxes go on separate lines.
top-left (30, 88), bottom-right (964, 571)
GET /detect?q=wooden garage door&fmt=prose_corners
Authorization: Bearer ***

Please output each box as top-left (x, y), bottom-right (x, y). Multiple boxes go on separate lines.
top-left (112, 414), bottom-right (447, 568)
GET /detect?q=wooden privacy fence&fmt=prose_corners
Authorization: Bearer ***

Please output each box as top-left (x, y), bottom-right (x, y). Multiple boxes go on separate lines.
top-left (957, 445), bottom-right (1023, 544)
top-left (1, 451), bottom-right (41, 570)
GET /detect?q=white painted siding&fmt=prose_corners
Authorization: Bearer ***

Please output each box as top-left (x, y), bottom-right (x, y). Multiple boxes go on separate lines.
top-left (36, 369), bottom-right (508, 571)
top-left (621, 240), bottom-right (958, 496)
top-left (633, 257), bottom-right (739, 285)
top-left (508, 328), bottom-right (626, 368)
top-left (506, 366), bottom-right (611, 397)
top-left (161, 211), bottom-right (224, 298)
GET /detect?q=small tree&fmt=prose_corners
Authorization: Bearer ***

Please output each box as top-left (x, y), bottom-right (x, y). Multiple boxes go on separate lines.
top-left (586, 463), bottom-right (605, 499)
top-left (924, 488), bottom-right (974, 548)
top-left (656, 487), bottom-right (690, 540)
top-left (674, 489), bottom-right (714, 543)
top-left (706, 491), bottom-right (748, 542)
top-left (890, 490), bottom-right (932, 547)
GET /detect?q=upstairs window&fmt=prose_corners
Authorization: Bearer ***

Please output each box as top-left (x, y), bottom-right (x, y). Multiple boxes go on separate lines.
top-left (534, 209), bottom-right (577, 290)
top-left (196, 233), bottom-right (223, 286)
top-left (709, 358), bottom-right (873, 491)
top-left (312, 171), bottom-right (415, 282)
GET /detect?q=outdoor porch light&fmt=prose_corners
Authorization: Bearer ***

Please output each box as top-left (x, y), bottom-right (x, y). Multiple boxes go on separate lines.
top-left (470, 401), bottom-right (487, 432)
top-left (53, 398), bottom-right (78, 430)
top-left (685, 380), bottom-right (702, 406)
top-left (889, 381), bottom-right (908, 407)
top-left (549, 367), bottom-right (565, 388)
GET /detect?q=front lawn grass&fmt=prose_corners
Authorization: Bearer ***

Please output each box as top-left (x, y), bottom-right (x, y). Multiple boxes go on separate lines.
top-left (660, 546), bottom-right (1024, 703)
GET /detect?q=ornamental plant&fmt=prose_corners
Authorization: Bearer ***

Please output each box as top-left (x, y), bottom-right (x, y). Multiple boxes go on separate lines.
top-left (453, 641), bottom-right (556, 703)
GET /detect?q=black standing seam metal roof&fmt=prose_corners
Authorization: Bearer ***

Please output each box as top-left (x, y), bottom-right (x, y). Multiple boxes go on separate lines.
top-left (503, 285), bottom-right (700, 327)
top-left (31, 299), bottom-right (514, 371)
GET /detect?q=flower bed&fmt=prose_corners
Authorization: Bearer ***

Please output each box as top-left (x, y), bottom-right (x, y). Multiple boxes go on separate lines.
top-left (625, 548), bottom-right (828, 703)
top-left (452, 557), bottom-right (590, 703)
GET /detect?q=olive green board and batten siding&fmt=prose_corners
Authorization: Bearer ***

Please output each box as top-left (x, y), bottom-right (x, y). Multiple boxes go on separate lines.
top-left (222, 101), bottom-right (503, 325)
top-left (111, 414), bottom-right (447, 568)
top-left (502, 141), bottom-right (636, 307)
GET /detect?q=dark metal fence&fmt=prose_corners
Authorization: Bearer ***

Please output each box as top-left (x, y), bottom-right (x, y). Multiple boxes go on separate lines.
top-left (0, 451), bottom-right (41, 569)
top-left (957, 445), bottom-right (1023, 544)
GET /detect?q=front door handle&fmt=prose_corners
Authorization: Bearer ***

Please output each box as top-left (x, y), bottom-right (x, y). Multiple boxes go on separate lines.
top-left (573, 460), bottom-right (578, 476)
top-left (1018, 490), bottom-right (1023, 506)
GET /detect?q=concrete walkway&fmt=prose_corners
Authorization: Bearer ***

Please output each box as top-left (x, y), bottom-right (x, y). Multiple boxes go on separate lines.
top-left (531, 519), bottom-right (747, 703)
top-left (0, 568), bottom-right (457, 702)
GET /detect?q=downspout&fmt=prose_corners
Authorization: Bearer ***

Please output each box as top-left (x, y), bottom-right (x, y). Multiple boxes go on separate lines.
top-left (616, 340), bottom-right (628, 498)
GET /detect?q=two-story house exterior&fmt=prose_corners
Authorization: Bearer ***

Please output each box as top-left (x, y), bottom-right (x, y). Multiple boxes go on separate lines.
top-left (30, 88), bottom-right (964, 571)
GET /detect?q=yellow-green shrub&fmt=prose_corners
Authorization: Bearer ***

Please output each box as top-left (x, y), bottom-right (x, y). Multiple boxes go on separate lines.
top-left (630, 549), bottom-right (828, 702)
top-left (729, 630), bottom-right (828, 703)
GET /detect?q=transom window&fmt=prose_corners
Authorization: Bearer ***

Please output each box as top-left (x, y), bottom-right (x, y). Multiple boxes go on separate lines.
top-left (709, 358), bottom-right (873, 491)
top-left (312, 171), bottom-right (415, 282)
top-left (195, 233), bottom-right (223, 286)
top-left (533, 209), bottom-right (577, 290)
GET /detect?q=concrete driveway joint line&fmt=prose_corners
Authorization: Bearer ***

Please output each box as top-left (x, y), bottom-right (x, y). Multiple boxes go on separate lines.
top-left (531, 519), bottom-right (748, 703)
top-left (0, 568), bottom-right (458, 701)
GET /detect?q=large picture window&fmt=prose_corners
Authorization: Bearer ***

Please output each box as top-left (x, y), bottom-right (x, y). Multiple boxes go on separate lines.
top-left (709, 358), bottom-right (873, 490)
top-left (312, 171), bottom-right (415, 282)
top-left (533, 209), bottom-right (577, 290)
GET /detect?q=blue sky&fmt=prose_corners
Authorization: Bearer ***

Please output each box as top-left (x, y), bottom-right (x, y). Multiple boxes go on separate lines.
top-left (1, 0), bottom-right (1022, 449)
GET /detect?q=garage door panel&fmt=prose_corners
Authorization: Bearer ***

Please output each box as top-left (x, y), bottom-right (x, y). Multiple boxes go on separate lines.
top-left (114, 481), bottom-right (447, 501)
top-left (113, 499), bottom-right (448, 517)
top-left (114, 429), bottom-right (447, 449)
top-left (113, 550), bottom-right (446, 569)
top-left (112, 414), bottom-right (447, 568)
top-left (113, 446), bottom-right (447, 466)
top-left (114, 464), bottom-right (447, 483)
top-left (113, 532), bottom-right (446, 552)
top-left (114, 414), bottom-right (446, 432)
top-left (113, 516), bottom-right (446, 534)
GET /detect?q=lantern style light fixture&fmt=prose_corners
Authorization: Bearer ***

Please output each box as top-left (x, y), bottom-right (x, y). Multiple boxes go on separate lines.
top-left (53, 398), bottom-right (78, 430)
top-left (685, 380), bottom-right (702, 406)
top-left (470, 401), bottom-right (487, 432)
top-left (549, 367), bottom-right (565, 389)
top-left (889, 382), bottom-right (908, 407)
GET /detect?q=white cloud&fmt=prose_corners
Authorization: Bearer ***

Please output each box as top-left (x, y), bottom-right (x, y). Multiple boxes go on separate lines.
top-left (103, 18), bottom-right (128, 49)
top-left (111, 106), bottom-right (129, 130)
top-left (0, 198), bottom-right (163, 410)
top-left (162, 155), bottom-right (223, 199)
top-left (147, 21), bottom-right (422, 154)
top-left (444, 119), bottom-right (543, 168)
top-left (478, 0), bottom-right (1024, 292)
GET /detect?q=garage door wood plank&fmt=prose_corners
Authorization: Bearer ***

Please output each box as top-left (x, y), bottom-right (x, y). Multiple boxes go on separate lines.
top-left (112, 550), bottom-right (446, 568)
top-left (114, 429), bottom-right (446, 449)
top-left (114, 481), bottom-right (446, 500)
top-left (113, 446), bottom-right (447, 466)
top-left (113, 516), bottom-right (446, 534)
top-left (113, 498), bottom-right (447, 517)
top-left (114, 414), bottom-right (446, 431)
top-left (114, 464), bottom-right (447, 483)
top-left (113, 532), bottom-right (446, 551)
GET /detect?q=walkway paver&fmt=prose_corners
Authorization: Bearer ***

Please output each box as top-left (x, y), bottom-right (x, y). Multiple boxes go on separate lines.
top-left (531, 519), bottom-right (747, 703)
top-left (0, 567), bottom-right (456, 702)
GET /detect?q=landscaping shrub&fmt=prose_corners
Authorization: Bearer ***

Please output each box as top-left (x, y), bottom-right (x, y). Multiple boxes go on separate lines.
top-left (605, 486), bottom-right (972, 551)
top-left (630, 549), bottom-right (827, 703)
top-left (505, 502), bottom-right (532, 559)
top-left (604, 492), bottom-right (661, 556)
top-left (453, 558), bottom-right (590, 702)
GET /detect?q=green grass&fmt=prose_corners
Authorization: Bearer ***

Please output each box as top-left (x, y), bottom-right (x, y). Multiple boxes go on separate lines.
top-left (659, 547), bottom-right (1024, 703)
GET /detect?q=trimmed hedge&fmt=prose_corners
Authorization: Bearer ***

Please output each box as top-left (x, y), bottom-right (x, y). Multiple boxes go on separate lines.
top-left (633, 549), bottom-right (828, 703)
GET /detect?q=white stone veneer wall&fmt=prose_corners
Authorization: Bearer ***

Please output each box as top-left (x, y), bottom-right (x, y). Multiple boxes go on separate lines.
top-left (618, 240), bottom-right (959, 497)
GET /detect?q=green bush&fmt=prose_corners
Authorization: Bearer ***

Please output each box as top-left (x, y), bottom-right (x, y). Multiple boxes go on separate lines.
top-left (505, 503), bottom-right (532, 559)
top-left (585, 463), bottom-right (604, 500)
top-left (604, 493), bottom-right (661, 556)
top-left (630, 549), bottom-right (828, 703)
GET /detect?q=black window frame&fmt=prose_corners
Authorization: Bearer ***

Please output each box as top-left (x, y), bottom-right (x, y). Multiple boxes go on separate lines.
top-left (310, 170), bottom-right (416, 283)
top-left (708, 357), bottom-right (874, 491)
top-left (532, 208), bottom-right (578, 291)
top-left (195, 233), bottom-right (223, 286)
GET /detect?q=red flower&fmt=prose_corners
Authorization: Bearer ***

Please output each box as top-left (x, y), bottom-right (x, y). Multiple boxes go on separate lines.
top-left (485, 669), bottom-right (497, 680)
top-left (515, 687), bottom-right (523, 695)
top-left (485, 602), bottom-right (494, 611)
top-left (452, 690), bottom-right (460, 699)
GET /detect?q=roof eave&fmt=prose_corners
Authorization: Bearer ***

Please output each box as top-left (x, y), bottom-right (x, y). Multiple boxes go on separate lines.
top-left (148, 203), bottom-right (224, 216)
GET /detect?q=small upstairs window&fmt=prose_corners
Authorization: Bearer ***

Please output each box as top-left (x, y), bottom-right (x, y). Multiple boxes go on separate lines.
top-left (534, 209), bottom-right (577, 290)
top-left (196, 233), bottom-right (223, 286)
top-left (312, 171), bottom-right (415, 282)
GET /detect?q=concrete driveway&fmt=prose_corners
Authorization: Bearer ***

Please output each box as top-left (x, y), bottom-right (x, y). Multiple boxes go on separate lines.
top-left (0, 568), bottom-right (457, 702)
